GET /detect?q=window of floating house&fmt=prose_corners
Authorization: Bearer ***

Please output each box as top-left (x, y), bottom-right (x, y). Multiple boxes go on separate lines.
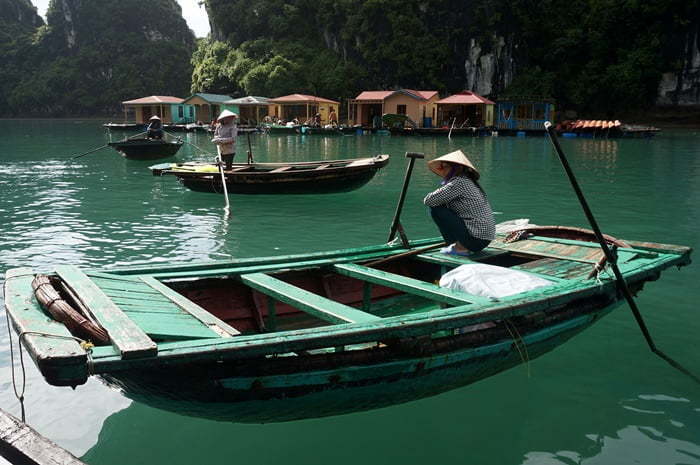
top-left (516, 104), bottom-right (533, 120)
top-left (533, 103), bottom-right (546, 120)
top-left (178, 106), bottom-right (184, 118)
top-left (189, 107), bottom-right (194, 118)
top-left (397, 104), bottom-right (407, 115)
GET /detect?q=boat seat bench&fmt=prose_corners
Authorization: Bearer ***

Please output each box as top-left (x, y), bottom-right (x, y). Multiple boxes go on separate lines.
top-left (332, 263), bottom-right (492, 305)
top-left (240, 272), bottom-right (381, 325)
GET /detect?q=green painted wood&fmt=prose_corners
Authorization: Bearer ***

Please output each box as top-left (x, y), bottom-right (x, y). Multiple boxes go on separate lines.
top-left (124, 313), bottom-right (220, 340)
top-left (140, 276), bottom-right (240, 337)
top-left (240, 272), bottom-right (381, 324)
top-left (332, 263), bottom-right (492, 305)
top-left (88, 279), bottom-right (163, 295)
top-left (3, 268), bottom-right (88, 386)
top-left (99, 238), bottom-right (442, 277)
top-left (54, 266), bottom-right (157, 360)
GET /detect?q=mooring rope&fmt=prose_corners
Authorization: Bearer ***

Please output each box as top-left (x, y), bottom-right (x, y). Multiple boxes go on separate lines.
top-left (504, 319), bottom-right (531, 378)
top-left (5, 303), bottom-right (92, 422)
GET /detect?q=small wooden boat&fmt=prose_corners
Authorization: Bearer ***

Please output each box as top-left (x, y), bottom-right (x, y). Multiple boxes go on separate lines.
top-left (149, 155), bottom-right (390, 194)
top-left (262, 124), bottom-right (300, 134)
top-left (108, 137), bottom-right (183, 160)
top-left (3, 229), bottom-right (691, 422)
top-left (300, 126), bottom-right (358, 135)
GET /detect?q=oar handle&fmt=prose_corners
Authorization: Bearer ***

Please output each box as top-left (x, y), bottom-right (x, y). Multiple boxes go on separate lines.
top-left (388, 152), bottom-right (424, 243)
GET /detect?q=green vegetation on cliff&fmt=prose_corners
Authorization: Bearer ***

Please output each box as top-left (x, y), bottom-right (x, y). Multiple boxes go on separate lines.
top-left (1, 0), bottom-right (195, 117)
top-left (198, 0), bottom-right (698, 113)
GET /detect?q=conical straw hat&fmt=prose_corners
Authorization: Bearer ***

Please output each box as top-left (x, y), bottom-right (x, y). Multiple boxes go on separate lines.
top-left (217, 109), bottom-right (238, 121)
top-left (149, 115), bottom-right (161, 120)
top-left (427, 149), bottom-right (479, 179)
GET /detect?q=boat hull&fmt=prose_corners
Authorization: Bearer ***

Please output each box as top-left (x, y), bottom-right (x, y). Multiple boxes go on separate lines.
top-left (108, 139), bottom-right (183, 160)
top-left (100, 295), bottom-right (618, 422)
top-left (155, 155), bottom-right (390, 194)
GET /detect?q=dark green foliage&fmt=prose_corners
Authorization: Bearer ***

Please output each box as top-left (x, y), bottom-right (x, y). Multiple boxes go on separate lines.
top-left (198, 0), bottom-right (698, 113)
top-left (1, 0), bottom-right (195, 117)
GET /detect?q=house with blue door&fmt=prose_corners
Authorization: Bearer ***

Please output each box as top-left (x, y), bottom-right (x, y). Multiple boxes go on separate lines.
top-left (121, 96), bottom-right (195, 124)
top-left (182, 93), bottom-right (236, 123)
top-left (495, 97), bottom-right (555, 130)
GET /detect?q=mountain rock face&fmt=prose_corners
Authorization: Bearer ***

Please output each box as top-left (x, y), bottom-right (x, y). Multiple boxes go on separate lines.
top-left (0, 0), bottom-right (43, 36)
top-left (201, 0), bottom-right (699, 112)
top-left (1, 0), bottom-right (196, 116)
top-left (657, 20), bottom-right (700, 105)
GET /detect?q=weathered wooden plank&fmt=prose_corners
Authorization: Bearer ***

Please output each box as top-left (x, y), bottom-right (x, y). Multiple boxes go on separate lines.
top-left (0, 408), bottom-right (87, 465)
top-left (333, 263), bottom-right (492, 305)
top-left (125, 313), bottom-right (220, 340)
top-left (3, 269), bottom-right (87, 386)
top-left (270, 166), bottom-right (292, 173)
top-left (141, 276), bottom-right (240, 337)
top-left (55, 266), bottom-right (157, 360)
top-left (240, 272), bottom-right (381, 324)
top-left (88, 279), bottom-right (163, 295)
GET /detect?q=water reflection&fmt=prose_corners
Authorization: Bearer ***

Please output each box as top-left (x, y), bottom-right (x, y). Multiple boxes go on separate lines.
top-left (1, 121), bottom-right (699, 464)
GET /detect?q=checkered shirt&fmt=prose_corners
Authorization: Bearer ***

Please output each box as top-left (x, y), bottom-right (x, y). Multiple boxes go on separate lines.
top-left (423, 175), bottom-right (495, 240)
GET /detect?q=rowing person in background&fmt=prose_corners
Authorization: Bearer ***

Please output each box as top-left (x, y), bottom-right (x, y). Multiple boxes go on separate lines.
top-left (423, 149), bottom-right (495, 256)
top-left (211, 109), bottom-right (238, 170)
top-left (146, 115), bottom-right (163, 139)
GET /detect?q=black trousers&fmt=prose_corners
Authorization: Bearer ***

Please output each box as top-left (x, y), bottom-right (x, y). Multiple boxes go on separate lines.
top-left (221, 152), bottom-right (235, 170)
top-left (429, 206), bottom-right (491, 252)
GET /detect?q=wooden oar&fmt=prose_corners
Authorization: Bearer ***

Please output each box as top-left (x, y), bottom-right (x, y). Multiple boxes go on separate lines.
top-left (69, 144), bottom-right (110, 160)
top-left (365, 242), bottom-right (446, 267)
top-left (246, 131), bottom-right (254, 164)
top-left (544, 121), bottom-right (700, 385)
top-left (388, 152), bottom-right (424, 247)
top-left (215, 154), bottom-right (231, 212)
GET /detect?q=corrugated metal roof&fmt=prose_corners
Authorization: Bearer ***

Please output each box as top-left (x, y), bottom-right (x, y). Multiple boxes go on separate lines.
top-left (225, 96), bottom-right (270, 105)
top-left (184, 93), bottom-right (234, 104)
top-left (122, 95), bottom-right (184, 105)
top-left (436, 91), bottom-right (494, 105)
top-left (354, 89), bottom-right (439, 102)
top-left (268, 94), bottom-right (339, 104)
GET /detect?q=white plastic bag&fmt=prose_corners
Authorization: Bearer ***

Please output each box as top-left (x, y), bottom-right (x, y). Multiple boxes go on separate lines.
top-left (439, 264), bottom-right (552, 299)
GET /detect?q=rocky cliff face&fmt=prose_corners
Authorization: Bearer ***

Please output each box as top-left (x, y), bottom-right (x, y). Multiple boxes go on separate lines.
top-left (658, 22), bottom-right (700, 106)
top-left (46, 0), bottom-right (194, 51)
top-left (0, 0), bottom-right (43, 37)
top-left (463, 35), bottom-right (516, 97)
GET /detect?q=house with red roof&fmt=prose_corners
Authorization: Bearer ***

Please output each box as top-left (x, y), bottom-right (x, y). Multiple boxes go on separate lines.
top-left (435, 91), bottom-right (495, 128)
top-left (121, 95), bottom-right (195, 124)
top-left (181, 93), bottom-right (236, 124)
top-left (348, 89), bottom-right (440, 128)
top-left (267, 94), bottom-right (340, 125)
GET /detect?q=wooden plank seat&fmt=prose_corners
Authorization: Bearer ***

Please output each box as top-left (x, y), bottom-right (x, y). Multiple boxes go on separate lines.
top-left (240, 272), bottom-right (381, 324)
top-left (270, 166), bottom-right (293, 173)
top-left (73, 271), bottom-right (234, 342)
top-left (314, 164), bottom-right (331, 170)
top-left (56, 266), bottom-right (157, 359)
top-left (332, 263), bottom-right (492, 305)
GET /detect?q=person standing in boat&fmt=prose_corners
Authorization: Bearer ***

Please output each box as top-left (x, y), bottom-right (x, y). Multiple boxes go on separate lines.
top-left (211, 109), bottom-right (238, 170)
top-left (423, 150), bottom-right (495, 256)
top-left (328, 108), bottom-right (338, 127)
top-left (146, 115), bottom-right (163, 139)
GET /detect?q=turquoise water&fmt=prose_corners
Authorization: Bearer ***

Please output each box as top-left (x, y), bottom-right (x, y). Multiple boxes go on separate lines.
top-left (1, 120), bottom-right (698, 464)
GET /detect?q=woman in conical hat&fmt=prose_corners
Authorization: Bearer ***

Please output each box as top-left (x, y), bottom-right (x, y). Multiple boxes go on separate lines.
top-left (211, 109), bottom-right (238, 170)
top-left (423, 149), bottom-right (495, 255)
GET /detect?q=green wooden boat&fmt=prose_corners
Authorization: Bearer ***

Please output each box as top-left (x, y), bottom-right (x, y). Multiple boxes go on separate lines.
top-left (3, 230), bottom-right (691, 422)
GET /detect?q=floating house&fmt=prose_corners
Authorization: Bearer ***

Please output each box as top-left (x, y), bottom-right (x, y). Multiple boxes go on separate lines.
top-left (495, 97), bottom-right (556, 131)
top-left (182, 93), bottom-right (235, 124)
top-left (121, 96), bottom-right (194, 124)
top-left (348, 90), bottom-right (440, 128)
top-left (268, 94), bottom-right (340, 125)
top-left (224, 96), bottom-right (270, 126)
top-left (435, 91), bottom-right (495, 127)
